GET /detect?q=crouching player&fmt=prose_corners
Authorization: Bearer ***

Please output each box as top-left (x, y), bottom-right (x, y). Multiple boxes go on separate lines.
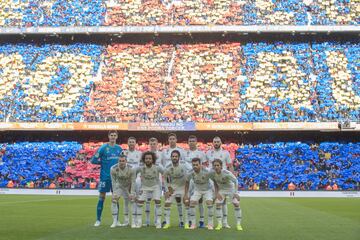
top-left (211, 159), bottom-right (243, 231)
top-left (163, 150), bottom-right (192, 229)
top-left (110, 154), bottom-right (136, 228)
top-left (133, 151), bottom-right (164, 228)
top-left (184, 158), bottom-right (215, 230)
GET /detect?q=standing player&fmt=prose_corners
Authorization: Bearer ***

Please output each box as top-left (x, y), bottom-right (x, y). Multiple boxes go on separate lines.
top-left (123, 137), bottom-right (142, 228)
top-left (185, 135), bottom-right (207, 228)
top-left (91, 130), bottom-right (123, 227)
top-left (162, 133), bottom-right (186, 227)
top-left (163, 150), bottom-right (192, 229)
top-left (149, 137), bottom-right (163, 164)
top-left (132, 151), bottom-right (164, 228)
top-left (123, 137), bottom-right (142, 168)
top-left (184, 135), bottom-right (206, 167)
top-left (110, 154), bottom-right (136, 228)
top-left (184, 158), bottom-right (215, 230)
top-left (205, 136), bottom-right (234, 228)
top-left (211, 159), bottom-right (243, 231)
top-left (147, 137), bottom-right (163, 226)
top-left (162, 133), bottom-right (186, 168)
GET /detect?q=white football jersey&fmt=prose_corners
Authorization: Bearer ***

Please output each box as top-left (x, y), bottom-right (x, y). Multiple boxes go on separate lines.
top-left (183, 149), bottom-right (206, 165)
top-left (161, 146), bottom-right (186, 168)
top-left (151, 150), bottom-right (163, 167)
top-left (206, 148), bottom-right (231, 170)
top-left (123, 149), bottom-right (142, 168)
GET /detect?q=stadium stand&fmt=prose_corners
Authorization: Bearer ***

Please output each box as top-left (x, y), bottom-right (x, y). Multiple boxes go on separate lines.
top-left (0, 142), bottom-right (81, 188)
top-left (0, 43), bottom-right (103, 122)
top-left (105, 0), bottom-right (359, 26)
top-left (243, 0), bottom-right (308, 25)
top-left (0, 0), bottom-right (105, 27)
top-left (237, 142), bottom-right (360, 190)
top-left (1, 1), bottom-right (359, 27)
top-left (310, 0), bottom-right (360, 25)
top-left (0, 1), bottom-right (358, 195)
top-left (0, 141), bottom-right (358, 190)
top-left (312, 42), bottom-right (360, 121)
top-left (1, 42), bottom-right (358, 122)
top-left (240, 42), bottom-right (315, 122)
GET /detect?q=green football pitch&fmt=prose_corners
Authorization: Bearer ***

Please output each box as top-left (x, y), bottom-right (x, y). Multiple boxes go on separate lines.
top-left (0, 195), bottom-right (359, 240)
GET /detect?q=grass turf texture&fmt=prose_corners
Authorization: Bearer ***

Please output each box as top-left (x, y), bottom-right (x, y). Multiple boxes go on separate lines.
top-left (0, 195), bottom-right (359, 240)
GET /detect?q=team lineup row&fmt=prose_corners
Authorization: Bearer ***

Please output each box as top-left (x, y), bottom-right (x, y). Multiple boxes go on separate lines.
top-left (91, 131), bottom-right (242, 231)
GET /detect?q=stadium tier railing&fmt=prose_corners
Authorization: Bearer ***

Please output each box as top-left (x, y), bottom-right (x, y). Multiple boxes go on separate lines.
top-left (0, 25), bottom-right (359, 35)
top-left (0, 188), bottom-right (359, 198)
top-left (1, 122), bottom-right (359, 131)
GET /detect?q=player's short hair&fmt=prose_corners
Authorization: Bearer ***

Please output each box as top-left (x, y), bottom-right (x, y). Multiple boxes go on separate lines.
top-left (212, 159), bottom-right (222, 166)
top-left (213, 136), bottom-right (222, 141)
top-left (141, 151), bottom-right (157, 164)
top-left (119, 153), bottom-right (127, 160)
top-left (171, 150), bottom-right (181, 158)
top-left (168, 133), bottom-right (177, 139)
top-left (128, 136), bottom-right (136, 142)
top-left (191, 157), bottom-right (201, 164)
top-left (188, 135), bottom-right (197, 141)
top-left (108, 130), bottom-right (118, 136)
top-left (149, 137), bottom-right (158, 142)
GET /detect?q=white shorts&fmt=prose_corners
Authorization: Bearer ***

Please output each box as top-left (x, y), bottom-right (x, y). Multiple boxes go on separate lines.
top-left (146, 182), bottom-right (162, 200)
top-left (190, 189), bottom-right (213, 202)
top-left (165, 187), bottom-right (185, 204)
top-left (190, 181), bottom-right (214, 198)
top-left (215, 189), bottom-right (239, 204)
top-left (112, 186), bottom-right (130, 199)
top-left (138, 185), bottom-right (162, 201)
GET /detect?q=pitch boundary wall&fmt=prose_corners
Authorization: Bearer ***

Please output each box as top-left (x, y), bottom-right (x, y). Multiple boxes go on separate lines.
top-left (1, 188), bottom-right (359, 198)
